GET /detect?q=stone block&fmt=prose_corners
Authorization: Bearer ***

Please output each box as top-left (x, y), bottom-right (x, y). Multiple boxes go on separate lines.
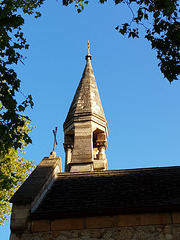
top-left (11, 204), bottom-right (30, 224)
top-left (118, 214), bottom-right (140, 226)
top-left (91, 121), bottom-right (106, 133)
top-left (51, 218), bottom-right (83, 231)
top-left (140, 213), bottom-right (171, 225)
top-left (97, 133), bottom-right (106, 141)
top-left (10, 218), bottom-right (27, 231)
top-left (13, 209), bottom-right (29, 219)
top-left (31, 220), bottom-right (50, 232)
top-left (93, 160), bottom-right (106, 170)
top-left (12, 203), bottom-right (30, 210)
top-left (86, 216), bottom-right (117, 229)
top-left (10, 233), bottom-right (20, 240)
top-left (75, 123), bottom-right (91, 128)
top-left (172, 212), bottom-right (180, 223)
top-left (70, 163), bottom-right (93, 172)
top-left (75, 134), bottom-right (92, 138)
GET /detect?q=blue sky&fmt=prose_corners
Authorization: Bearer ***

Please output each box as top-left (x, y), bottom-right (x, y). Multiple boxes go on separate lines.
top-left (1, 0), bottom-right (180, 238)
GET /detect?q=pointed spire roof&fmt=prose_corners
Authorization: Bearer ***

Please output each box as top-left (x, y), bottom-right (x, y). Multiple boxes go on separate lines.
top-left (63, 43), bottom-right (107, 130)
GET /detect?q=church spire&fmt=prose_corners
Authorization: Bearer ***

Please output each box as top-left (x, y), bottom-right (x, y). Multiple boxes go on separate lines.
top-left (63, 43), bottom-right (108, 172)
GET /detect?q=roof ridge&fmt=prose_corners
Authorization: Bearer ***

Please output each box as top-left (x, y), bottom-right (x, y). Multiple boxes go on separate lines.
top-left (56, 165), bottom-right (180, 178)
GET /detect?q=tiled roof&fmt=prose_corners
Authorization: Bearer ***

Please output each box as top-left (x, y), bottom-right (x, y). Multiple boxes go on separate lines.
top-left (31, 166), bottom-right (180, 219)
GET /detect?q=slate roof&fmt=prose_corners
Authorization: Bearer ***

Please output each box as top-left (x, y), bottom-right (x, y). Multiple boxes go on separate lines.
top-left (31, 166), bottom-right (180, 219)
top-left (63, 54), bottom-right (106, 130)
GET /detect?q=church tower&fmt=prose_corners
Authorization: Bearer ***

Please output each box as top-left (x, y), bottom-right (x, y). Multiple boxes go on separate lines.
top-left (63, 42), bottom-right (108, 172)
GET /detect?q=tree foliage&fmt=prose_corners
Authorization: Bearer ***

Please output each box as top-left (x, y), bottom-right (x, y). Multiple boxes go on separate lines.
top-left (63, 0), bottom-right (180, 83)
top-left (0, 0), bottom-right (44, 226)
top-left (0, 119), bottom-right (35, 225)
top-left (0, 0), bottom-right (44, 153)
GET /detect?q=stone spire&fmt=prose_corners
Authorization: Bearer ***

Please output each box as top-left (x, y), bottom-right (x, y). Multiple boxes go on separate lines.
top-left (63, 42), bottom-right (108, 172)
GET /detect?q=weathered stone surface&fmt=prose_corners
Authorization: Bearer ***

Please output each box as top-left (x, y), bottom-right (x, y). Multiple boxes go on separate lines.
top-left (70, 163), bottom-right (93, 172)
top-left (118, 214), bottom-right (140, 227)
top-left (172, 212), bottom-right (180, 223)
top-left (10, 233), bottom-right (20, 240)
top-left (93, 160), bottom-right (106, 170)
top-left (86, 216), bottom-right (118, 229)
top-left (32, 220), bottom-right (51, 232)
top-left (51, 218), bottom-right (83, 231)
top-left (12, 224), bottom-right (180, 240)
top-left (140, 213), bottom-right (171, 225)
top-left (10, 155), bottom-right (62, 205)
top-left (63, 56), bottom-right (106, 130)
top-left (10, 204), bottom-right (31, 231)
top-left (63, 53), bottom-right (108, 172)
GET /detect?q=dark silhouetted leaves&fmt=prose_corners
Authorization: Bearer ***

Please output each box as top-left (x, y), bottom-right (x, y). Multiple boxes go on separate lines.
top-left (0, 0), bottom-right (44, 153)
top-left (63, 0), bottom-right (180, 82)
top-left (0, 0), bottom-right (44, 225)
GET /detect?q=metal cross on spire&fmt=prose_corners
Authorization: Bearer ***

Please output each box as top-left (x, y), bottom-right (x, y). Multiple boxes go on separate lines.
top-left (52, 127), bottom-right (58, 152)
top-left (88, 40), bottom-right (90, 54)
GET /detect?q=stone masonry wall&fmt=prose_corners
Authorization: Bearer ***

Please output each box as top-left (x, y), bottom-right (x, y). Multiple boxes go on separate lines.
top-left (10, 213), bottom-right (180, 240)
top-left (11, 224), bottom-right (180, 240)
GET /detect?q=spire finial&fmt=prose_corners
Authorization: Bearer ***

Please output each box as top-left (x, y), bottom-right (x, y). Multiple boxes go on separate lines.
top-left (86, 41), bottom-right (92, 60)
top-left (88, 40), bottom-right (90, 54)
